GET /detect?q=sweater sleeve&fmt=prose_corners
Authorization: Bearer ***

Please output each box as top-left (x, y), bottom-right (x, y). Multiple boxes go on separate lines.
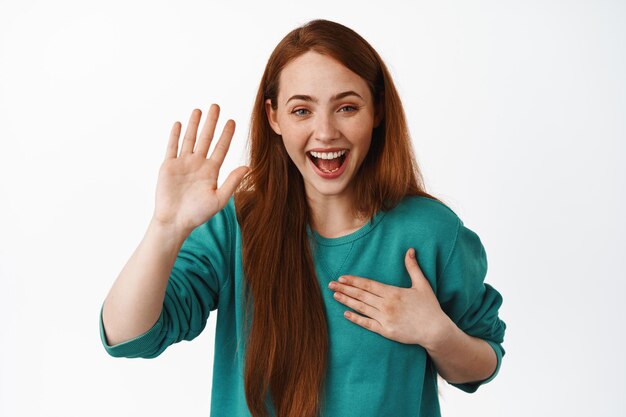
top-left (98, 202), bottom-right (234, 359)
top-left (435, 217), bottom-right (507, 393)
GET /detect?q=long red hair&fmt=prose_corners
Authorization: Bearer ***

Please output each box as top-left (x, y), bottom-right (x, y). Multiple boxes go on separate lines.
top-left (234, 19), bottom-right (443, 417)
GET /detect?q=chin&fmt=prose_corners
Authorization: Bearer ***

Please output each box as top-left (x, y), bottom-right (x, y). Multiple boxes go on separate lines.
top-left (303, 176), bottom-right (356, 199)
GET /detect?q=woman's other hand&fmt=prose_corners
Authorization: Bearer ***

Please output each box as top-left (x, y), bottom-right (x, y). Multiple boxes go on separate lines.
top-left (327, 248), bottom-right (454, 349)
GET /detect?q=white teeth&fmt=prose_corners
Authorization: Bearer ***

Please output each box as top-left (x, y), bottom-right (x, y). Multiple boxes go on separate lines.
top-left (310, 149), bottom-right (347, 159)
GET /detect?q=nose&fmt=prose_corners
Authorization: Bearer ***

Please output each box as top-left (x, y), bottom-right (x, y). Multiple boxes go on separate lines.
top-left (313, 112), bottom-right (340, 142)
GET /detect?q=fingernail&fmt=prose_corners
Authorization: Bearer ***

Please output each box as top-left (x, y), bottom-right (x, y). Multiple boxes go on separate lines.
top-left (338, 276), bottom-right (347, 283)
top-left (409, 248), bottom-right (416, 258)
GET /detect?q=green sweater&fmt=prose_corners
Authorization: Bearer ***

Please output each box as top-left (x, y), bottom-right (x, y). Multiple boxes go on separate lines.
top-left (99, 195), bottom-right (506, 416)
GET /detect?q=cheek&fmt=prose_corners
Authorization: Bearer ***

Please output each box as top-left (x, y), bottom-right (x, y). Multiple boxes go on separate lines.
top-left (281, 136), bottom-right (306, 164)
top-left (350, 115), bottom-right (374, 142)
top-left (281, 127), bottom-right (307, 150)
top-left (355, 129), bottom-right (373, 154)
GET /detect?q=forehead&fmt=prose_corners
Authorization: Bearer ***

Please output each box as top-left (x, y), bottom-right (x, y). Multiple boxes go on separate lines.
top-left (277, 51), bottom-right (371, 102)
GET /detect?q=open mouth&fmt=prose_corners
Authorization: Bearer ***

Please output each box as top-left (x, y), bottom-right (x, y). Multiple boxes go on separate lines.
top-left (307, 149), bottom-right (348, 174)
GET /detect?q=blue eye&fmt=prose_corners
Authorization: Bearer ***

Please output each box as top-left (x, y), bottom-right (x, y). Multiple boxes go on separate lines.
top-left (292, 108), bottom-right (310, 116)
top-left (339, 105), bottom-right (357, 112)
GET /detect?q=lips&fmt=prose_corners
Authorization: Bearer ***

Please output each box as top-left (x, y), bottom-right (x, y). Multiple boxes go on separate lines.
top-left (306, 149), bottom-right (350, 179)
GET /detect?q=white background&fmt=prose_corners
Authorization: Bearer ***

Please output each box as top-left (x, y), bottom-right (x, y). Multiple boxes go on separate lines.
top-left (1, 0), bottom-right (625, 416)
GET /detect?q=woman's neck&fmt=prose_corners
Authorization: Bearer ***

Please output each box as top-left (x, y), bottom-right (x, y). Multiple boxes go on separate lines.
top-left (306, 192), bottom-right (368, 239)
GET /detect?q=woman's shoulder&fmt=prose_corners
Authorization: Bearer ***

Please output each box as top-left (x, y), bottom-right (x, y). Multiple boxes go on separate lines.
top-left (391, 194), bottom-right (460, 223)
top-left (382, 194), bottom-right (461, 239)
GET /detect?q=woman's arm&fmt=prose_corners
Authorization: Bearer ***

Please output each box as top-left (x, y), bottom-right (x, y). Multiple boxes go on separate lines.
top-left (329, 218), bottom-right (506, 391)
top-left (101, 105), bottom-right (248, 347)
top-left (424, 316), bottom-right (498, 384)
top-left (101, 220), bottom-right (188, 346)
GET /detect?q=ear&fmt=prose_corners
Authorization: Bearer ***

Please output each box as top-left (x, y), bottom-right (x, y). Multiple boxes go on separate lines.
top-left (265, 99), bottom-right (282, 135)
top-left (374, 92), bottom-right (385, 128)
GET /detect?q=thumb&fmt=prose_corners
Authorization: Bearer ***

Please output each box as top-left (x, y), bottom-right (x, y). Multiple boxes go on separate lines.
top-left (405, 248), bottom-right (427, 288)
top-left (216, 165), bottom-right (250, 206)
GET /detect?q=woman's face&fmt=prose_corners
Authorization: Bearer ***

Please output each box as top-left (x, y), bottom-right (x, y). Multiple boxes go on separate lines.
top-left (266, 51), bottom-right (382, 202)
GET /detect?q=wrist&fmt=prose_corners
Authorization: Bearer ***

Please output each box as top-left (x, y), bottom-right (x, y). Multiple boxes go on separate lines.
top-left (147, 217), bottom-right (190, 248)
top-left (424, 313), bottom-right (458, 353)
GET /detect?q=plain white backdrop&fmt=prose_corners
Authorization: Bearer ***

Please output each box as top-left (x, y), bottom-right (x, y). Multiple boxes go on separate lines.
top-left (1, 0), bottom-right (625, 416)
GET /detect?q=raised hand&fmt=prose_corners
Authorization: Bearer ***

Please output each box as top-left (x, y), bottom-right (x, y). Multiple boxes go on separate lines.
top-left (152, 104), bottom-right (249, 235)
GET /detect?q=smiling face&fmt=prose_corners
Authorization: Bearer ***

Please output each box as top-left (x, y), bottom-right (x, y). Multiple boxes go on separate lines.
top-left (266, 51), bottom-right (382, 203)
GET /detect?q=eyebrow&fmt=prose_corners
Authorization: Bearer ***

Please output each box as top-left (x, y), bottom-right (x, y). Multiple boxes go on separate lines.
top-left (285, 90), bottom-right (364, 106)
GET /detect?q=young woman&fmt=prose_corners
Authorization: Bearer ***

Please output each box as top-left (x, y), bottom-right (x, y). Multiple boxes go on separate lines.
top-left (99, 19), bottom-right (506, 417)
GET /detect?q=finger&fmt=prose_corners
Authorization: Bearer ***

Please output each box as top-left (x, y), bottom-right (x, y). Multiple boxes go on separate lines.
top-left (343, 310), bottom-right (383, 334)
top-left (165, 121), bottom-right (181, 160)
top-left (330, 281), bottom-right (383, 311)
top-left (332, 290), bottom-right (381, 321)
top-left (208, 119), bottom-right (236, 165)
top-left (215, 165), bottom-right (250, 208)
top-left (338, 275), bottom-right (389, 297)
top-left (195, 104), bottom-right (220, 157)
top-left (180, 108), bottom-right (202, 155)
top-left (405, 248), bottom-right (428, 288)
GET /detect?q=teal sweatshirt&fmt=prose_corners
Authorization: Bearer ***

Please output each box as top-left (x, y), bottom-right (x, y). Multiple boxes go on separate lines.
top-left (99, 195), bottom-right (506, 416)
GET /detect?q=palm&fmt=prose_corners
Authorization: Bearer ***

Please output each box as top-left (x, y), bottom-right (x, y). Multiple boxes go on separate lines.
top-left (152, 105), bottom-right (248, 234)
